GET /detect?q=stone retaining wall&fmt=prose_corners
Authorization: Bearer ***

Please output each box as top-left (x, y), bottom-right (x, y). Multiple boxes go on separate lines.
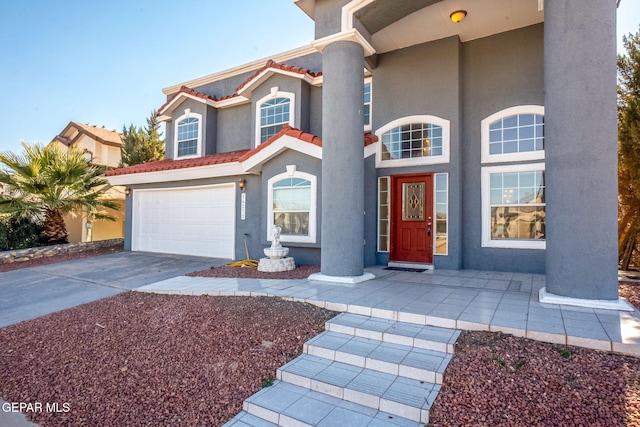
top-left (0, 239), bottom-right (124, 264)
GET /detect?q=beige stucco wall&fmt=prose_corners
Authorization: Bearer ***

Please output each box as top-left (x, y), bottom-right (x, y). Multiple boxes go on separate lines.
top-left (63, 194), bottom-right (125, 243)
top-left (75, 135), bottom-right (121, 168)
top-left (91, 200), bottom-right (125, 241)
top-left (64, 213), bottom-right (84, 243)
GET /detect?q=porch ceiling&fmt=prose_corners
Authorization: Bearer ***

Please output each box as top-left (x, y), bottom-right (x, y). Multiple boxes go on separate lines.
top-left (354, 0), bottom-right (440, 35)
top-left (356, 0), bottom-right (543, 54)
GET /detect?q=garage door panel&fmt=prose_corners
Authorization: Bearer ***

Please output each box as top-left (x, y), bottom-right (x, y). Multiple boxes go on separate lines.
top-left (133, 185), bottom-right (235, 259)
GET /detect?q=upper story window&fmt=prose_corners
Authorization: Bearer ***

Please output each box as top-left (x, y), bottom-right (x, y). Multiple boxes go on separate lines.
top-left (256, 88), bottom-right (295, 147)
top-left (481, 105), bottom-right (544, 163)
top-left (267, 167), bottom-right (316, 244)
top-left (364, 78), bottom-right (372, 131)
top-left (375, 115), bottom-right (450, 167)
top-left (174, 109), bottom-right (202, 159)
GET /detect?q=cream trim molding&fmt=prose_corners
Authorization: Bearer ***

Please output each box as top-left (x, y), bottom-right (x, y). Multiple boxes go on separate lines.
top-left (311, 29), bottom-right (376, 57)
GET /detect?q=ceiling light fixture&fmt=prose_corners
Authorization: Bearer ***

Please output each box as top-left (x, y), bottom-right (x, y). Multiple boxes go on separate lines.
top-left (450, 10), bottom-right (467, 23)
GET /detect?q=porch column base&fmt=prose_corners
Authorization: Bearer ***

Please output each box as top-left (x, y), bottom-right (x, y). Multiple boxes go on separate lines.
top-left (308, 272), bottom-right (375, 284)
top-left (539, 287), bottom-right (634, 312)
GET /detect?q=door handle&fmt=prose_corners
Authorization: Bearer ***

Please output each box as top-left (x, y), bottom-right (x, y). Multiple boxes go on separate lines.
top-left (427, 222), bottom-right (432, 236)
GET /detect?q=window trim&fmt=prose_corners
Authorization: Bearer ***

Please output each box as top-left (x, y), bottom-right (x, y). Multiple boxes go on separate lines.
top-left (267, 168), bottom-right (316, 244)
top-left (434, 172), bottom-right (449, 256)
top-left (377, 176), bottom-right (390, 253)
top-left (481, 105), bottom-right (545, 164)
top-left (255, 88), bottom-right (295, 147)
top-left (364, 77), bottom-right (372, 132)
top-left (375, 115), bottom-right (450, 168)
top-left (481, 162), bottom-right (546, 250)
top-left (174, 109), bottom-right (202, 159)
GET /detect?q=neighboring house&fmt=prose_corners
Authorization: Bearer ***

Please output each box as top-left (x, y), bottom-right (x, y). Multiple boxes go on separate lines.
top-left (50, 122), bottom-right (125, 243)
top-left (106, 1), bottom-right (620, 307)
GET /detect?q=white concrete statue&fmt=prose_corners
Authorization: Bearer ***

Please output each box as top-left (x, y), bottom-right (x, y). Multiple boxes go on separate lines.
top-left (270, 224), bottom-right (282, 249)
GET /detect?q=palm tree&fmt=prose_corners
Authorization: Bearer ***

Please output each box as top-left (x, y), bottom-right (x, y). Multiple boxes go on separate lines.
top-left (0, 142), bottom-right (119, 245)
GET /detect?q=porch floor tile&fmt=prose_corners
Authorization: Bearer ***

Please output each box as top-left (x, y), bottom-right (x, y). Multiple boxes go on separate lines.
top-left (136, 267), bottom-right (640, 357)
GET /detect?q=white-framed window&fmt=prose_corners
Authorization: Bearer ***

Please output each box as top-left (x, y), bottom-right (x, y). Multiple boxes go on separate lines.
top-left (174, 109), bottom-right (202, 159)
top-left (481, 106), bottom-right (545, 249)
top-left (256, 88), bottom-right (295, 147)
top-left (377, 176), bottom-right (390, 252)
top-left (364, 77), bottom-right (372, 131)
top-left (481, 163), bottom-right (546, 249)
top-left (481, 105), bottom-right (544, 163)
top-left (435, 173), bottom-right (448, 255)
top-left (267, 168), bottom-right (316, 244)
top-left (375, 115), bottom-right (450, 167)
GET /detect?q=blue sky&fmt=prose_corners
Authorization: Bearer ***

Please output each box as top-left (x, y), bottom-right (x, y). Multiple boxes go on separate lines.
top-left (1, 1), bottom-right (638, 154)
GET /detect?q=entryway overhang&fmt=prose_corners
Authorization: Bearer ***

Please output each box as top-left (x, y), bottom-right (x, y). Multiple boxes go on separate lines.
top-left (296, 0), bottom-right (544, 57)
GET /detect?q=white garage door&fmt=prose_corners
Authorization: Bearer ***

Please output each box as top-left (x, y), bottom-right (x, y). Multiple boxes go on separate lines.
top-left (132, 184), bottom-right (235, 258)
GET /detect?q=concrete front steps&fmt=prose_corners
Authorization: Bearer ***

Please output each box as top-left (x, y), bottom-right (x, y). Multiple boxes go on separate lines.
top-left (223, 313), bottom-right (461, 427)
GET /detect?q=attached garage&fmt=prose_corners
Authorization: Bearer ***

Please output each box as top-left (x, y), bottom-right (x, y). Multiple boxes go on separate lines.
top-left (132, 184), bottom-right (235, 259)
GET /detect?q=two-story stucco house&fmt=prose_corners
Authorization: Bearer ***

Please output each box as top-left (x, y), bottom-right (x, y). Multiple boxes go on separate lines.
top-left (106, 0), bottom-right (621, 308)
top-left (50, 121), bottom-right (125, 243)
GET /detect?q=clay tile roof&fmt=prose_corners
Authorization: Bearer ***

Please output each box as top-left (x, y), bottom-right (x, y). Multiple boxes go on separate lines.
top-left (217, 93), bottom-right (241, 101)
top-left (238, 125), bottom-right (375, 162)
top-left (159, 60), bottom-right (320, 114)
top-left (238, 125), bottom-right (322, 162)
top-left (158, 85), bottom-right (219, 114)
top-left (234, 59), bottom-right (319, 93)
top-left (105, 149), bottom-right (249, 177)
top-left (364, 132), bottom-right (378, 146)
top-left (71, 122), bottom-right (122, 146)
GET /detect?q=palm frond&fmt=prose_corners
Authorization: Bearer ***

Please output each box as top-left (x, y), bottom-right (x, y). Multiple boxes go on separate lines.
top-left (0, 142), bottom-right (119, 232)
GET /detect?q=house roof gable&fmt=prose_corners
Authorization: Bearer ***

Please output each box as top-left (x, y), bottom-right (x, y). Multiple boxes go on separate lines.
top-left (157, 60), bottom-right (321, 118)
top-left (54, 121), bottom-right (122, 148)
top-left (235, 59), bottom-right (321, 95)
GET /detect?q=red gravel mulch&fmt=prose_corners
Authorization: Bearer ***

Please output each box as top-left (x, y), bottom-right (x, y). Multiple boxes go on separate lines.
top-left (0, 293), bottom-right (336, 426)
top-left (429, 330), bottom-right (640, 427)
top-left (620, 281), bottom-right (640, 311)
top-left (187, 264), bottom-right (320, 280)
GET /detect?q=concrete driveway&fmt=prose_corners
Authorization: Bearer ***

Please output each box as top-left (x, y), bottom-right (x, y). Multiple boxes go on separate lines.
top-left (0, 251), bottom-right (226, 328)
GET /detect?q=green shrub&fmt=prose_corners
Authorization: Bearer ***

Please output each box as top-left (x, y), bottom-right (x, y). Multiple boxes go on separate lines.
top-left (0, 216), bottom-right (44, 251)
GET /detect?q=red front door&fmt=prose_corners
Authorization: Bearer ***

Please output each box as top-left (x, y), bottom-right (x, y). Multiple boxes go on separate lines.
top-left (390, 174), bottom-right (434, 264)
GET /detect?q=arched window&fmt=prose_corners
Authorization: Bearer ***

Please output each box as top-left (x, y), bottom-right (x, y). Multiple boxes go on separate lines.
top-left (375, 115), bottom-right (450, 167)
top-left (174, 109), bottom-right (202, 159)
top-left (481, 105), bottom-right (544, 163)
top-left (481, 106), bottom-right (546, 249)
top-left (267, 168), bottom-right (316, 244)
top-left (256, 89), bottom-right (295, 146)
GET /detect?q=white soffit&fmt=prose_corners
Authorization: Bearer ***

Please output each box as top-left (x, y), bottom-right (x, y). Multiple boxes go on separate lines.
top-left (371, 0), bottom-right (543, 53)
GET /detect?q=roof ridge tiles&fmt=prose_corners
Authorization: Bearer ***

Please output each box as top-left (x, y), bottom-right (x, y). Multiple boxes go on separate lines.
top-left (234, 59), bottom-right (318, 93)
